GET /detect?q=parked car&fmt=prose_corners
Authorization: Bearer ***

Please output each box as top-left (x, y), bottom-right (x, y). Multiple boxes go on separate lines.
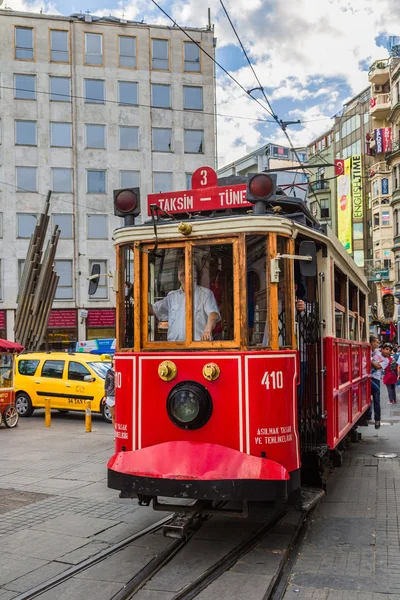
top-left (15, 352), bottom-right (112, 423)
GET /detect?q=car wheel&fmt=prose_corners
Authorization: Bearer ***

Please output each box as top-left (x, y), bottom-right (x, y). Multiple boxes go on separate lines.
top-left (16, 393), bottom-right (34, 417)
top-left (101, 402), bottom-right (112, 424)
top-left (3, 405), bottom-right (19, 428)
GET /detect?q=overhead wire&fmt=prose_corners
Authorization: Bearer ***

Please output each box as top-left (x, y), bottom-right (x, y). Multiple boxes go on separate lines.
top-left (0, 84), bottom-right (334, 126)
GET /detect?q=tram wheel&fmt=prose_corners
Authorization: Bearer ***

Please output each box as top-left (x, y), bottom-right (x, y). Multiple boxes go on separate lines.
top-left (15, 392), bottom-right (33, 417)
top-left (3, 405), bottom-right (19, 428)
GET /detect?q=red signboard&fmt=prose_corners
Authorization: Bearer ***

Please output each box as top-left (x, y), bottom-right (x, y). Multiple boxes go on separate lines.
top-left (48, 309), bottom-right (77, 329)
top-left (148, 166), bottom-right (251, 215)
top-left (87, 309), bottom-right (116, 328)
top-left (0, 311), bottom-right (5, 329)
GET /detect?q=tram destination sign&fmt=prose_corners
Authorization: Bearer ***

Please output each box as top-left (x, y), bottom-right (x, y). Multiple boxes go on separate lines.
top-left (147, 166), bottom-right (251, 215)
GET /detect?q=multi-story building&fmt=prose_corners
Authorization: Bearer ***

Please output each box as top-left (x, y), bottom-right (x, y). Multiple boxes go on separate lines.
top-left (306, 129), bottom-right (334, 228)
top-left (0, 10), bottom-right (216, 346)
top-left (367, 58), bottom-right (395, 314)
top-left (217, 143), bottom-right (308, 200)
top-left (332, 87), bottom-right (373, 271)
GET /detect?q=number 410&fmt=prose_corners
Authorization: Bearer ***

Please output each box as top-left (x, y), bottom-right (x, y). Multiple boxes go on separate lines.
top-left (261, 371), bottom-right (283, 389)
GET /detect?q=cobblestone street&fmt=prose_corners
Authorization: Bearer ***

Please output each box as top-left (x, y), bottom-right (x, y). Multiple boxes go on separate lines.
top-left (2, 393), bottom-right (400, 599)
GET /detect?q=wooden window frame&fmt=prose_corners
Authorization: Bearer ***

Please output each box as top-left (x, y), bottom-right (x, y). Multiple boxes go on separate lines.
top-left (49, 28), bottom-right (70, 64)
top-left (140, 237), bottom-right (241, 350)
top-left (118, 35), bottom-right (138, 69)
top-left (14, 26), bottom-right (35, 62)
top-left (151, 38), bottom-right (170, 72)
top-left (84, 31), bottom-right (104, 67)
top-left (183, 40), bottom-right (202, 73)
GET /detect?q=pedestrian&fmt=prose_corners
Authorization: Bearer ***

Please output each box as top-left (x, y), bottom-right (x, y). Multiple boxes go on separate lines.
top-left (103, 357), bottom-right (115, 427)
top-left (366, 335), bottom-right (384, 429)
top-left (381, 344), bottom-right (398, 404)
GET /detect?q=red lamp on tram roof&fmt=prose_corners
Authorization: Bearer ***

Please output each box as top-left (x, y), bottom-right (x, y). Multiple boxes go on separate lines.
top-left (113, 187), bottom-right (141, 223)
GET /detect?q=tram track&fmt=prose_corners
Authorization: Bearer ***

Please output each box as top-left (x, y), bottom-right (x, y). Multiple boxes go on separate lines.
top-left (14, 502), bottom-right (319, 600)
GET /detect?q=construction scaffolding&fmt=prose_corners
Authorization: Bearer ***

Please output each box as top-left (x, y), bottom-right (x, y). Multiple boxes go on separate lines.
top-left (15, 191), bottom-right (61, 351)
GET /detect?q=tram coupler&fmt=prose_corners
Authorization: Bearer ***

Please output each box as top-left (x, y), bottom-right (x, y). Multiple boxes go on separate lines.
top-left (298, 487), bottom-right (325, 512)
top-left (162, 512), bottom-right (202, 539)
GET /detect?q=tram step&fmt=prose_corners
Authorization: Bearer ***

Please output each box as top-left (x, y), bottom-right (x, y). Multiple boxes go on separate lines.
top-left (300, 486), bottom-right (325, 512)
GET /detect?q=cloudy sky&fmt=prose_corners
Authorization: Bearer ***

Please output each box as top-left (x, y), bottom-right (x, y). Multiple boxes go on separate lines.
top-left (6, 0), bottom-right (400, 167)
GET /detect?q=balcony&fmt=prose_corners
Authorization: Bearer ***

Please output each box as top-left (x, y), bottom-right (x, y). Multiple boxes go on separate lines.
top-left (309, 180), bottom-right (330, 193)
top-left (370, 93), bottom-right (391, 119)
top-left (386, 139), bottom-right (400, 163)
top-left (368, 59), bottom-right (390, 85)
top-left (369, 161), bottom-right (391, 178)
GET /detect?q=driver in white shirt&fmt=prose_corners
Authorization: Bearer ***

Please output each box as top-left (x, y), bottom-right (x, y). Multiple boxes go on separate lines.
top-left (150, 265), bottom-right (221, 342)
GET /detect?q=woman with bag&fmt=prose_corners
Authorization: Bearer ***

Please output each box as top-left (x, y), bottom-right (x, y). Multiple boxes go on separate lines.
top-left (382, 344), bottom-right (400, 404)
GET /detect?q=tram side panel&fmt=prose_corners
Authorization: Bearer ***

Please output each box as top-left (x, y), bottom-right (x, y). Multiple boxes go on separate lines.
top-left (325, 338), bottom-right (371, 449)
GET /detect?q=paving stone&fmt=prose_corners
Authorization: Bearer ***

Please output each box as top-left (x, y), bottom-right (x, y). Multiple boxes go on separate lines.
top-left (0, 530), bottom-right (89, 561)
top-left (195, 571), bottom-right (273, 599)
top-left (58, 541), bottom-right (111, 565)
top-left (4, 561), bottom-right (68, 593)
top-left (31, 577), bottom-right (122, 600)
top-left (30, 514), bottom-right (118, 538)
top-left (0, 554), bottom-right (48, 587)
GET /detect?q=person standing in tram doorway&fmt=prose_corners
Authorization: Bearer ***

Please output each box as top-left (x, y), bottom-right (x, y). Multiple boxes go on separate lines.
top-left (103, 357), bottom-right (116, 427)
top-left (366, 335), bottom-right (385, 429)
top-left (149, 261), bottom-right (221, 342)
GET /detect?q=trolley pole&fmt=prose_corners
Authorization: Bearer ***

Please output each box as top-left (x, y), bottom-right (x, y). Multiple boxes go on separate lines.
top-left (45, 398), bottom-right (51, 427)
top-left (85, 400), bottom-right (92, 433)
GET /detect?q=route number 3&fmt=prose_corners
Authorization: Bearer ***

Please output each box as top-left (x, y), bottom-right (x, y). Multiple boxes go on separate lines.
top-left (261, 371), bottom-right (283, 389)
top-left (200, 170), bottom-right (208, 186)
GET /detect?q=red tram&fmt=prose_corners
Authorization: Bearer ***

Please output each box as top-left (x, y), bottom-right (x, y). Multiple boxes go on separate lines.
top-left (107, 169), bottom-right (370, 513)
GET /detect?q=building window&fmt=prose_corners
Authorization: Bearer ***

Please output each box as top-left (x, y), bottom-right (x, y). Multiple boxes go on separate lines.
top-left (320, 198), bottom-right (329, 218)
top-left (184, 129), bottom-right (204, 153)
top-left (50, 76), bottom-right (71, 102)
top-left (372, 180), bottom-right (379, 198)
top-left (88, 215), bottom-right (108, 239)
top-left (17, 214), bottom-right (37, 238)
top-left (88, 260), bottom-right (108, 299)
top-left (50, 122), bottom-right (72, 147)
top-left (14, 74), bottom-right (36, 100)
top-left (152, 128), bottom-right (172, 152)
top-left (183, 86), bottom-right (203, 110)
top-left (153, 172), bottom-right (172, 193)
top-left (16, 167), bottom-right (37, 192)
top-left (118, 81), bottom-right (138, 106)
top-left (53, 214), bottom-right (73, 238)
top-left (84, 79), bottom-right (105, 104)
top-left (15, 120), bottom-right (36, 146)
top-left (52, 168), bottom-right (73, 193)
top-left (184, 41), bottom-right (200, 72)
top-left (119, 36), bottom-right (136, 68)
top-left (310, 201), bottom-right (318, 217)
top-left (374, 213), bottom-right (380, 227)
top-left (55, 260), bottom-right (73, 299)
top-left (382, 210), bottom-right (390, 226)
top-left (152, 39), bottom-right (169, 70)
top-left (85, 33), bottom-right (103, 65)
top-left (185, 173), bottom-right (192, 189)
top-left (87, 170), bottom-right (106, 194)
top-left (119, 126), bottom-right (139, 150)
top-left (151, 84), bottom-right (170, 108)
top-left (50, 30), bottom-right (69, 62)
top-left (395, 210), bottom-right (400, 237)
top-left (120, 170), bottom-right (140, 188)
top-left (15, 27), bottom-right (34, 60)
top-left (353, 223), bottom-right (363, 240)
top-left (18, 259), bottom-right (25, 285)
top-left (353, 250), bottom-right (364, 268)
top-left (85, 124), bottom-right (106, 149)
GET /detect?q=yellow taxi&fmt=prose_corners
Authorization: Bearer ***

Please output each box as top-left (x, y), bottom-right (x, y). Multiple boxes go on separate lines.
top-left (15, 352), bottom-right (112, 423)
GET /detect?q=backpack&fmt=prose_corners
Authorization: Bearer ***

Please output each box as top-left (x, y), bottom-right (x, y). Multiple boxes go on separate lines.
top-left (383, 357), bottom-right (398, 385)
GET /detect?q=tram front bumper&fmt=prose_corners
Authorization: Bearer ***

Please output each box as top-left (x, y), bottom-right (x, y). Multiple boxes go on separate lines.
top-left (107, 441), bottom-right (290, 502)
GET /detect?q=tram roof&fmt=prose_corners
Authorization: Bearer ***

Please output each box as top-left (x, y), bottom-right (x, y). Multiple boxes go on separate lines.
top-left (113, 214), bottom-right (369, 293)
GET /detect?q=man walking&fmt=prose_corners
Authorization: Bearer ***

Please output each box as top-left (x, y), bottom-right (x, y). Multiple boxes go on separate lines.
top-left (366, 335), bottom-right (384, 429)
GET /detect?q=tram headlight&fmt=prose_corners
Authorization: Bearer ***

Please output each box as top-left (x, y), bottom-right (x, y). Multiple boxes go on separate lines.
top-left (166, 381), bottom-right (213, 430)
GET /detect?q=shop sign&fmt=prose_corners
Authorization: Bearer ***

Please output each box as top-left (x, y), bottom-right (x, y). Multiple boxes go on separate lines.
top-left (87, 309), bottom-right (116, 327)
top-left (48, 309), bottom-right (77, 328)
top-left (337, 158), bottom-right (352, 253)
top-left (0, 311), bottom-right (5, 329)
top-left (351, 155), bottom-right (363, 219)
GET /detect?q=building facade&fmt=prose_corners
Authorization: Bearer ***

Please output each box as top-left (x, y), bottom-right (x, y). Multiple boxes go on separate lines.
top-left (0, 10), bottom-right (216, 346)
top-left (217, 143), bottom-right (308, 200)
top-left (306, 129), bottom-right (335, 228)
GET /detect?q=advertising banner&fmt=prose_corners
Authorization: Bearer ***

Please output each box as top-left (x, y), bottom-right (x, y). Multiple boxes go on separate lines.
top-left (382, 178), bottom-right (389, 195)
top-left (374, 127), bottom-right (392, 153)
top-left (337, 158), bottom-right (352, 253)
top-left (351, 155), bottom-right (363, 219)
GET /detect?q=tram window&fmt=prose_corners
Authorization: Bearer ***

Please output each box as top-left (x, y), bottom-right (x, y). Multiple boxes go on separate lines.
top-left (348, 281), bottom-right (358, 341)
top-left (359, 292), bottom-right (366, 341)
top-left (123, 246), bottom-right (134, 348)
top-left (334, 266), bottom-right (347, 339)
top-left (277, 237), bottom-right (291, 347)
top-left (149, 248), bottom-right (185, 342)
top-left (247, 236), bottom-right (267, 347)
top-left (335, 309), bottom-right (345, 339)
top-left (192, 245), bottom-right (233, 341)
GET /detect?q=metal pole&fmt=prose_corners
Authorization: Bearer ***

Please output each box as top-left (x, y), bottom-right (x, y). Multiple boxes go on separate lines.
top-left (85, 400), bottom-right (92, 432)
top-left (45, 397), bottom-right (51, 427)
top-left (318, 272), bottom-right (326, 417)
